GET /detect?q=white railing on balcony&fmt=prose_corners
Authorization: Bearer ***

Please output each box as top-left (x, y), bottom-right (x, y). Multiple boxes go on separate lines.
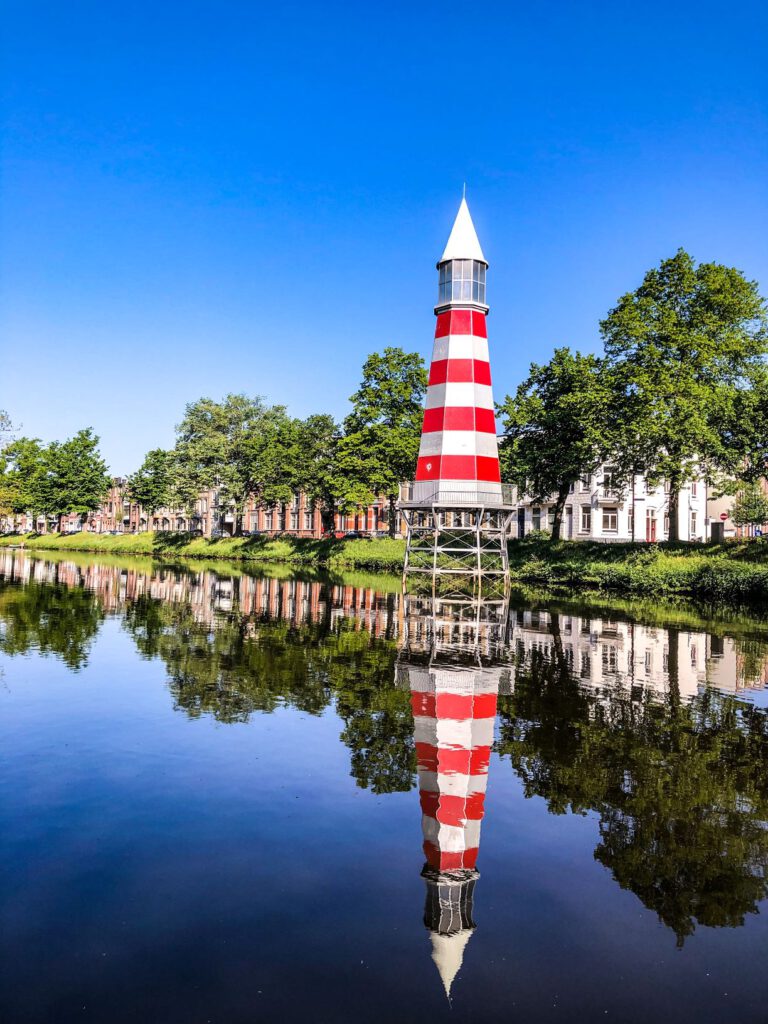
top-left (399, 481), bottom-right (514, 507)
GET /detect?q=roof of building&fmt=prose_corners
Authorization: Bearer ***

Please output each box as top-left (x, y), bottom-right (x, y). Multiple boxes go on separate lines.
top-left (439, 197), bottom-right (487, 265)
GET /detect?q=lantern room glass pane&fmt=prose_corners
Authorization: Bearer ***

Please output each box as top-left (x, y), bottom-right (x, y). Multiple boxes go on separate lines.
top-left (438, 259), bottom-right (488, 305)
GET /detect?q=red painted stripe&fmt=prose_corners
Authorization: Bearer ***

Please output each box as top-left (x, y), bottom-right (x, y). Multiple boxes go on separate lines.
top-left (428, 359), bottom-right (492, 385)
top-left (476, 455), bottom-right (501, 482)
top-left (412, 691), bottom-right (497, 719)
top-left (442, 406), bottom-right (475, 430)
top-left (474, 360), bottom-right (492, 385)
top-left (472, 311), bottom-right (487, 338)
top-left (437, 455), bottom-right (478, 480)
top-left (439, 691), bottom-right (498, 719)
top-left (424, 842), bottom-right (479, 871)
top-left (415, 742), bottom-right (492, 774)
top-left (419, 791), bottom-right (487, 824)
top-left (416, 456), bottom-right (441, 480)
top-left (435, 309), bottom-right (473, 337)
top-left (422, 407), bottom-right (444, 432)
top-left (475, 407), bottom-right (497, 433)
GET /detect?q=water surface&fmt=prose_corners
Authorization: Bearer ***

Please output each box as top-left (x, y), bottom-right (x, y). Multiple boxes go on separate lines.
top-left (2, 552), bottom-right (768, 1023)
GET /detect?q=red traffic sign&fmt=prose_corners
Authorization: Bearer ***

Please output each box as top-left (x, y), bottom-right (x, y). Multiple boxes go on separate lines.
top-left (720, 512), bottom-right (729, 521)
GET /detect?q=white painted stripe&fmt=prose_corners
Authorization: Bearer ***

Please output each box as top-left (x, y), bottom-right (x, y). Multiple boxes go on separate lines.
top-left (418, 771), bottom-right (490, 797)
top-left (422, 817), bottom-right (483, 851)
top-left (425, 383), bottom-right (448, 409)
top-left (419, 431), bottom-right (499, 458)
top-left (431, 336), bottom-right (490, 362)
top-left (474, 383), bottom-right (495, 408)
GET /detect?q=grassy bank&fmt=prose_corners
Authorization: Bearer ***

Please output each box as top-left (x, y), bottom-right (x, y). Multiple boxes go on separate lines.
top-left (508, 538), bottom-right (768, 604)
top-left (0, 531), bottom-right (406, 573)
top-left (6, 532), bottom-right (768, 604)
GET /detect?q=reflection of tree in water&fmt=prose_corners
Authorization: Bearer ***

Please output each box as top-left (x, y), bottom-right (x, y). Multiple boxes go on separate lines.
top-left (0, 579), bottom-right (105, 671)
top-left (122, 591), bottom-right (415, 794)
top-left (497, 617), bottom-right (768, 945)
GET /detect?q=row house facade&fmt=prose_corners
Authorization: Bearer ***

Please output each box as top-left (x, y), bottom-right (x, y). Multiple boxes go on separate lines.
top-left (511, 467), bottom-right (710, 543)
top-left (4, 479), bottom-right (403, 539)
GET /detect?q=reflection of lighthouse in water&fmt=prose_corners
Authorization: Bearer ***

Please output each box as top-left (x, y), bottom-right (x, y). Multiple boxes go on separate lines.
top-left (398, 595), bottom-right (510, 997)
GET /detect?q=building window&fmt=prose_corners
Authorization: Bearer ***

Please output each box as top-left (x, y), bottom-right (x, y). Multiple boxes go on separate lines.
top-left (580, 506), bottom-right (592, 533)
top-left (264, 511), bottom-right (274, 530)
top-left (304, 511), bottom-right (313, 531)
top-left (532, 507), bottom-right (541, 531)
top-left (691, 511), bottom-right (697, 537)
top-left (290, 511), bottom-right (299, 530)
top-left (579, 474), bottom-right (591, 492)
top-left (628, 506), bottom-right (634, 536)
top-left (249, 513), bottom-right (259, 530)
top-left (691, 481), bottom-right (698, 497)
top-left (602, 467), bottom-right (617, 497)
top-left (602, 508), bottom-right (618, 532)
top-left (664, 514), bottom-right (670, 534)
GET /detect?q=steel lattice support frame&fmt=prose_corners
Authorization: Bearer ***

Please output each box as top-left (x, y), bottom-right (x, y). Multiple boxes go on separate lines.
top-left (401, 504), bottom-right (513, 599)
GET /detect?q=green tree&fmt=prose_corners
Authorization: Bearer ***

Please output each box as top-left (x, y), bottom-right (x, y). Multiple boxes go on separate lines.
top-left (601, 249), bottom-right (768, 541)
top-left (127, 448), bottom-right (175, 522)
top-left (45, 429), bottom-right (112, 531)
top-left (496, 621), bottom-right (768, 946)
top-left (337, 348), bottom-right (427, 536)
top-left (498, 349), bottom-right (614, 541)
top-left (731, 482), bottom-right (768, 534)
top-left (174, 395), bottom-right (303, 534)
top-left (297, 414), bottom-right (341, 534)
top-left (0, 437), bottom-right (51, 526)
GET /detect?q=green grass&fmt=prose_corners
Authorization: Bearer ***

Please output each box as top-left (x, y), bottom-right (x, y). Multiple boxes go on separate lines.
top-left (0, 531), bottom-right (407, 573)
top-left (507, 538), bottom-right (768, 603)
top-left (6, 531), bottom-right (768, 605)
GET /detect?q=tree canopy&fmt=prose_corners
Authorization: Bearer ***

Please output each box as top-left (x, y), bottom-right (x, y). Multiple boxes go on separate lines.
top-left (498, 349), bottom-right (614, 540)
top-left (336, 347), bottom-right (427, 535)
top-left (601, 249), bottom-right (768, 540)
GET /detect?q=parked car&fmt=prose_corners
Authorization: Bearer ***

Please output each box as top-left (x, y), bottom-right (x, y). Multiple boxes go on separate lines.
top-left (343, 531), bottom-right (370, 540)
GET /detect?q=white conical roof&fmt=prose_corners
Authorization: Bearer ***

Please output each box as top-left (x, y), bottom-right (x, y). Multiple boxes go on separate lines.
top-left (430, 928), bottom-right (474, 999)
top-left (439, 197), bottom-right (487, 264)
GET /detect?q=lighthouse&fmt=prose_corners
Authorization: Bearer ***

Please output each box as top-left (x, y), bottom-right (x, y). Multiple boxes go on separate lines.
top-left (397, 593), bottom-right (512, 998)
top-left (400, 198), bottom-right (512, 593)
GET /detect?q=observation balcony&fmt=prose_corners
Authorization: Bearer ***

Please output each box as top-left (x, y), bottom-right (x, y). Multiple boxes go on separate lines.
top-left (399, 481), bottom-right (514, 509)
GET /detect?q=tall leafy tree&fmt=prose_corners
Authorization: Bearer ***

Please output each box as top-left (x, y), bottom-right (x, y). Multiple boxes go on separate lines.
top-left (46, 429), bottom-right (112, 531)
top-left (297, 414), bottom-right (341, 534)
top-left (601, 249), bottom-right (768, 541)
top-left (336, 347), bottom-right (427, 536)
top-left (498, 348), bottom-right (615, 541)
top-left (175, 395), bottom-right (303, 534)
top-left (127, 448), bottom-right (175, 522)
top-left (731, 483), bottom-right (768, 533)
top-left (0, 437), bottom-right (51, 526)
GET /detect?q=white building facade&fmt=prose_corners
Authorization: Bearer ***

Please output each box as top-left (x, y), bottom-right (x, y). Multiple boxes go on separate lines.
top-left (511, 466), bottom-right (710, 543)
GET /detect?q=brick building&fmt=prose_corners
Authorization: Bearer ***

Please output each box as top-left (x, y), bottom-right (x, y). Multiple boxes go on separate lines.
top-left (3, 479), bottom-right (403, 538)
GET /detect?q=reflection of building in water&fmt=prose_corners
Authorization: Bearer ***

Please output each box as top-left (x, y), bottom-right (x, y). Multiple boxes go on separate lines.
top-left (2, 551), bottom-right (768, 695)
top-left (397, 596), bottom-right (511, 997)
top-left (0, 551), bottom-right (400, 638)
top-left (509, 608), bottom-right (768, 696)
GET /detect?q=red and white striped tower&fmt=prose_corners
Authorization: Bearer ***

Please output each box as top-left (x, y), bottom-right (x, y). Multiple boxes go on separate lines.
top-left (400, 198), bottom-right (512, 590)
top-left (397, 594), bottom-right (510, 998)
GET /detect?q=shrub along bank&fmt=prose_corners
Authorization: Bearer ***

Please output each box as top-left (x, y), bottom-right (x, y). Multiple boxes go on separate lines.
top-left (4, 532), bottom-right (768, 604)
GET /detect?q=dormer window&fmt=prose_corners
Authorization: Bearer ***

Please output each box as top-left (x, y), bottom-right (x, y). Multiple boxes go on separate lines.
top-left (438, 259), bottom-right (486, 305)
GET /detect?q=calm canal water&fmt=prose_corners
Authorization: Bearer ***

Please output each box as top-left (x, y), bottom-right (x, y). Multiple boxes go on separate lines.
top-left (2, 551), bottom-right (768, 1023)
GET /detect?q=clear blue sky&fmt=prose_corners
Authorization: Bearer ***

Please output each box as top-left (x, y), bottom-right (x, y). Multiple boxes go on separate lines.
top-left (2, 0), bottom-right (766, 473)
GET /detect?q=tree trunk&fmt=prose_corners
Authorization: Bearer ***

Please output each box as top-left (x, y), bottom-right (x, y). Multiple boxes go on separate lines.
top-left (321, 501), bottom-right (336, 537)
top-left (388, 495), bottom-right (397, 538)
top-left (549, 482), bottom-right (571, 542)
top-left (667, 473), bottom-right (680, 543)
